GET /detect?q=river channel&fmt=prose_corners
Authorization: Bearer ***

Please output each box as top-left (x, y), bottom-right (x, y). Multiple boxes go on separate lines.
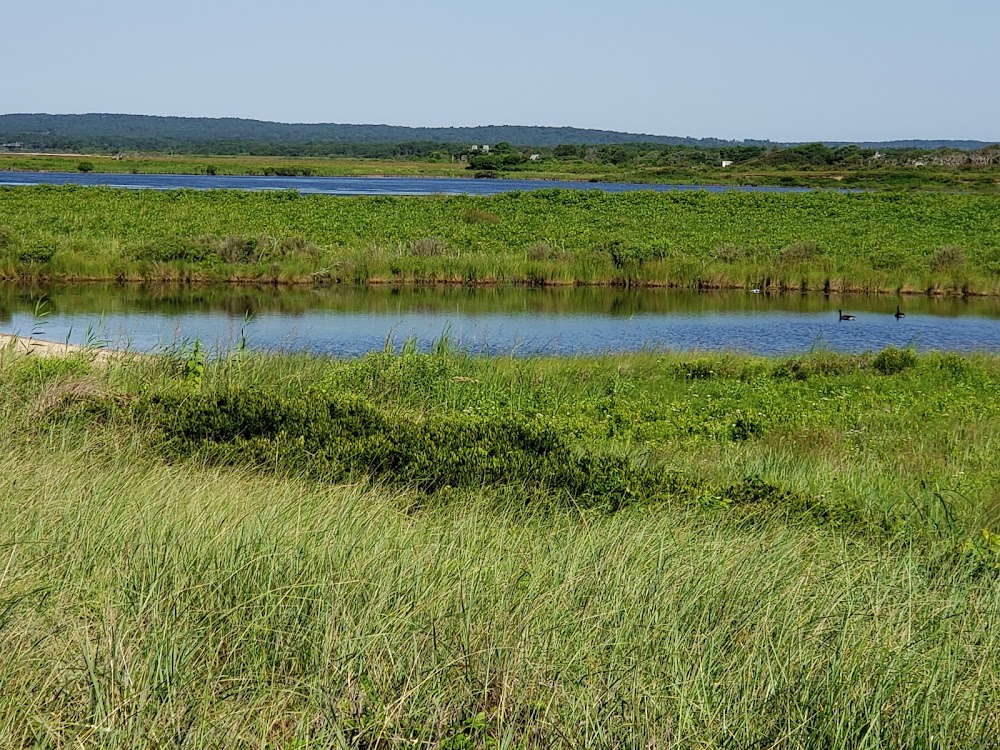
top-left (2, 284), bottom-right (999, 357)
top-left (0, 170), bottom-right (816, 195)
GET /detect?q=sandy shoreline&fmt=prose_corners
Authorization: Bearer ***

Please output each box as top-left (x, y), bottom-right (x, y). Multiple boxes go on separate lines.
top-left (0, 333), bottom-right (116, 361)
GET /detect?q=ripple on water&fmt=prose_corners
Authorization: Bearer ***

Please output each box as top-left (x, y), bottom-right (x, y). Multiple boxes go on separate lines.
top-left (2, 285), bottom-right (998, 357)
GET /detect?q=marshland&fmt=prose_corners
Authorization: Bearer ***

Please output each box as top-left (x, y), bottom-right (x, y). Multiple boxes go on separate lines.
top-left (2, 168), bottom-right (1000, 747)
top-left (6, 0), bottom-right (1000, 735)
top-left (1, 186), bottom-right (999, 294)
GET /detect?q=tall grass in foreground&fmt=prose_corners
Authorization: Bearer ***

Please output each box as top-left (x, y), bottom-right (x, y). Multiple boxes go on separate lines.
top-left (2, 347), bottom-right (1000, 746)
top-left (1, 444), bottom-right (998, 748)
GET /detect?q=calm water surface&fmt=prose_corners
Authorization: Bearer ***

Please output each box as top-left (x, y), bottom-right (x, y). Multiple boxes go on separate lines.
top-left (0, 170), bottom-right (815, 195)
top-left (3, 285), bottom-right (999, 357)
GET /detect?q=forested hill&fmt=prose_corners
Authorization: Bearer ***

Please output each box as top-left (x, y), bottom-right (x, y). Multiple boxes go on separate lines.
top-left (0, 114), bottom-right (759, 148)
top-left (0, 113), bottom-right (991, 151)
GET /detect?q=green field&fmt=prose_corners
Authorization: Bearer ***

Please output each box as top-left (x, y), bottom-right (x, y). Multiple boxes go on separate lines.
top-left (2, 186), bottom-right (1000, 294)
top-left (2, 345), bottom-right (999, 746)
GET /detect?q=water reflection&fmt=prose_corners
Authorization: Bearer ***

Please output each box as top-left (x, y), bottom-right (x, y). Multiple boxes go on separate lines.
top-left (2, 283), bottom-right (999, 356)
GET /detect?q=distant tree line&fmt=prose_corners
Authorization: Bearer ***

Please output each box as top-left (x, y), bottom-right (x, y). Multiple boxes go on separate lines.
top-left (0, 114), bottom-right (996, 170)
top-left (467, 142), bottom-right (1000, 171)
top-left (757, 142), bottom-right (1000, 168)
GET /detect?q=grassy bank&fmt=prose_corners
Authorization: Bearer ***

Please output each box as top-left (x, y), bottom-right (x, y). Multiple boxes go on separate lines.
top-left (2, 186), bottom-right (1000, 294)
top-left (0, 152), bottom-right (471, 179)
top-left (1, 345), bottom-right (999, 746)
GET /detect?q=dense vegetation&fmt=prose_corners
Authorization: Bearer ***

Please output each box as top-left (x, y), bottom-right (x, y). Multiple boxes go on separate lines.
top-left (1, 186), bottom-right (999, 294)
top-left (2, 344), bottom-right (999, 746)
top-left (471, 141), bottom-right (1000, 172)
top-left (465, 143), bottom-right (1000, 192)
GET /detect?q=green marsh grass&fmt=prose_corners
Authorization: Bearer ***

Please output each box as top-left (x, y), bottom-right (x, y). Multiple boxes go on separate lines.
top-left (2, 347), bottom-right (1000, 746)
top-left (2, 186), bottom-right (1000, 294)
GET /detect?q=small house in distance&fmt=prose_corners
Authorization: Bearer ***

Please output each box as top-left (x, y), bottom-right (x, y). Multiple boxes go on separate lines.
top-left (721, 160), bottom-right (733, 168)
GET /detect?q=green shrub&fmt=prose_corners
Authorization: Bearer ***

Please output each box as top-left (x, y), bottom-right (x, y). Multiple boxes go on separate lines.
top-left (930, 245), bottom-right (967, 272)
top-left (730, 416), bottom-right (764, 441)
top-left (871, 346), bottom-right (917, 375)
top-left (119, 379), bottom-right (858, 523)
top-left (779, 241), bottom-right (823, 264)
top-left (15, 241), bottom-right (55, 264)
top-left (218, 235), bottom-right (259, 263)
top-left (140, 386), bottom-right (671, 509)
top-left (608, 241), bottom-right (642, 269)
top-left (715, 475), bottom-right (861, 526)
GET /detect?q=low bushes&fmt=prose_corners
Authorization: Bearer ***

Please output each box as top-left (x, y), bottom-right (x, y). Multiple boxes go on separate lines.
top-left (872, 345), bottom-right (918, 375)
top-left (131, 234), bottom-right (319, 264)
top-left (141, 386), bottom-right (681, 510)
top-left (118, 376), bottom-right (847, 524)
top-left (17, 345), bottom-right (988, 533)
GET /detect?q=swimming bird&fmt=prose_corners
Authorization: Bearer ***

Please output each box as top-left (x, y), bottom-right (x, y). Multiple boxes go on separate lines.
top-left (894, 305), bottom-right (905, 320)
top-left (838, 310), bottom-right (855, 321)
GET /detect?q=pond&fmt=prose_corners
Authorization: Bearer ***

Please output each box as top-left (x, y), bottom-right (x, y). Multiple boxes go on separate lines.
top-left (3, 284), bottom-right (999, 357)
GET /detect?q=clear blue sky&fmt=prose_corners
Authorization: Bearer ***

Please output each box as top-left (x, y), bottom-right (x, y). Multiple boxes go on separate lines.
top-left (4, 0), bottom-right (998, 142)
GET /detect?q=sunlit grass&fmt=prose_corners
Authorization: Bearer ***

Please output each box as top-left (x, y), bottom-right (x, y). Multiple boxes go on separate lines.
top-left (2, 347), bottom-right (1000, 746)
top-left (2, 187), bottom-right (999, 293)
top-left (2, 440), bottom-right (999, 747)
